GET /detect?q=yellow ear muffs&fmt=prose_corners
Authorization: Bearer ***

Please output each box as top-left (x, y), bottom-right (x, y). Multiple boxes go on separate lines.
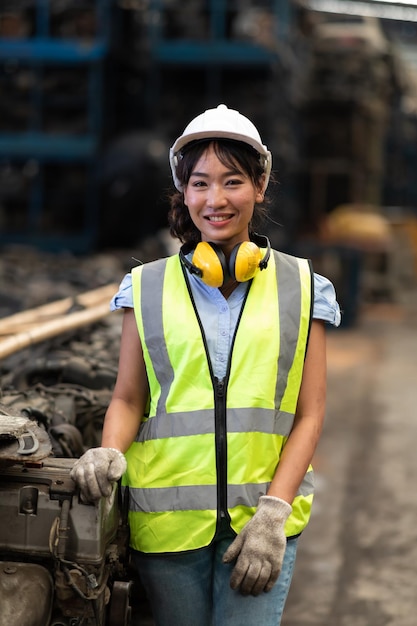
top-left (180, 235), bottom-right (270, 287)
top-left (191, 241), bottom-right (228, 288)
top-left (229, 241), bottom-right (263, 282)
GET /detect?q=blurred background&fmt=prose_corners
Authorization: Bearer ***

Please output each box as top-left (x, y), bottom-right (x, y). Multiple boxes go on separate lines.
top-left (1, 3), bottom-right (417, 624)
top-left (1, 0), bottom-right (417, 326)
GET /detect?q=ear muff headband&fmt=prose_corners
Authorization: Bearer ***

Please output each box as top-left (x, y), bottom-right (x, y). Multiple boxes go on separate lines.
top-left (180, 234), bottom-right (271, 288)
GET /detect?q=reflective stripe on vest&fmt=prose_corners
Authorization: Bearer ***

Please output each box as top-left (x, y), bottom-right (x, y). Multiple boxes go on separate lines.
top-left (124, 249), bottom-right (313, 553)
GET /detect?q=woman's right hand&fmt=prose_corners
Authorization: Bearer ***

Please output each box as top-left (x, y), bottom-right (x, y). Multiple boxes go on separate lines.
top-left (70, 447), bottom-right (127, 502)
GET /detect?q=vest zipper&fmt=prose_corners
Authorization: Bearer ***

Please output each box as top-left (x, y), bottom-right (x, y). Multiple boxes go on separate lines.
top-left (214, 376), bottom-right (230, 524)
top-left (214, 286), bottom-right (250, 526)
top-left (181, 265), bottom-right (251, 529)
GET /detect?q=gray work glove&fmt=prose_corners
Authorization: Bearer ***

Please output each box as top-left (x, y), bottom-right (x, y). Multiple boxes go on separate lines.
top-left (222, 495), bottom-right (292, 596)
top-left (70, 447), bottom-right (127, 502)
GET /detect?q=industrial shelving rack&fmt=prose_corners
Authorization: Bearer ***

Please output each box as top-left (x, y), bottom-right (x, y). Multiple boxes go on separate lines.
top-left (144, 0), bottom-right (293, 129)
top-left (147, 0), bottom-right (291, 64)
top-left (0, 0), bottom-right (111, 252)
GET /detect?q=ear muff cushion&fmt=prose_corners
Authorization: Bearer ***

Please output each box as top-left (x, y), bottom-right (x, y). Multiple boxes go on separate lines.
top-left (192, 241), bottom-right (228, 288)
top-left (230, 241), bottom-right (263, 282)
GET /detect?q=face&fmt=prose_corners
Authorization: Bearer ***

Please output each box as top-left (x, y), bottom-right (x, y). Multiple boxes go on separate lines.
top-left (183, 145), bottom-right (264, 255)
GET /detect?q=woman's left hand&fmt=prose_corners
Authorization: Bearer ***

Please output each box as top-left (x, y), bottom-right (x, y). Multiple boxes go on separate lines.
top-left (222, 495), bottom-right (292, 596)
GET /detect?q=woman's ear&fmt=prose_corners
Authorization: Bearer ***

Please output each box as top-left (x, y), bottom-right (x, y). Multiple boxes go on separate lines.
top-left (256, 174), bottom-right (266, 201)
top-left (255, 186), bottom-right (265, 204)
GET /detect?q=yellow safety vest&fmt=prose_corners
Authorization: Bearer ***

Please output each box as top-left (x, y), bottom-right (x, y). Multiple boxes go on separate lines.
top-left (123, 249), bottom-right (313, 553)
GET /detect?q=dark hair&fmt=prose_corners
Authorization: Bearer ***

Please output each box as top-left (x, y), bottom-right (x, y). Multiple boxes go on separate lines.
top-left (168, 139), bottom-right (269, 246)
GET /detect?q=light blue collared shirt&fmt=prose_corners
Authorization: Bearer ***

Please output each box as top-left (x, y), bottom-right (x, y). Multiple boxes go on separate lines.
top-left (110, 266), bottom-right (340, 379)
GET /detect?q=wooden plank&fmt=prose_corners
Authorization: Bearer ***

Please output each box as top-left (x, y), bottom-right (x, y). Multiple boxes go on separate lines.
top-left (0, 283), bottom-right (118, 336)
top-left (0, 283), bottom-right (120, 360)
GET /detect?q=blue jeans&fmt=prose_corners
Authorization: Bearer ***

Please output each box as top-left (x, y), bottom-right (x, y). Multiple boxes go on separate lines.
top-left (132, 534), bottom-right (298, 626)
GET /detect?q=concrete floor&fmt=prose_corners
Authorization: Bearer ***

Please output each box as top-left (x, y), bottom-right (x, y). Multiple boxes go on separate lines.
top-left (283, 296), bottom-right (417, 626)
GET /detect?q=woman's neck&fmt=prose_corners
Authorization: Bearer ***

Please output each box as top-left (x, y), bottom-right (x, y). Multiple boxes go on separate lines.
top-left (219, 278), bottom-right (239, 299)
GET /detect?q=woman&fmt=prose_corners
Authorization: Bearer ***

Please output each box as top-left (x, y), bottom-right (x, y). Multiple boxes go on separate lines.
top-left (71, 104), bottom-right (340, 625)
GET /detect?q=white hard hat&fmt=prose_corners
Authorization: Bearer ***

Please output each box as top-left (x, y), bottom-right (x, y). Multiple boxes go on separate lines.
top-left (169, 104), bottom-right (272, 192)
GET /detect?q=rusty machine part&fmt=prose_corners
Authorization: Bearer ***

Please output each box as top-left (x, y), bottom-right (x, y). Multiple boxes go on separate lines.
top-left (0, 410), bottom-right (53, 461)
top-left (0, 561), bottom-right (54, 626)
top-left (0, 451), bottom-right (132, 626)
top-left (0, 284), bottom-right (135, 625)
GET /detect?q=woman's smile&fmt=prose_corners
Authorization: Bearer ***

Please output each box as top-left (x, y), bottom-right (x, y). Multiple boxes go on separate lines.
top-left (206, 214), bottom-right (231, 222)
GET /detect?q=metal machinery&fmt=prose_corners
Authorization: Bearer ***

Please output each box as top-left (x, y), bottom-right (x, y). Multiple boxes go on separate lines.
top-left (0, 0), bottom-right (111, 252)
top-left (0, 307), bottom-right (136, 626)
top-left (0, 411), bottom-right (132, 626)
